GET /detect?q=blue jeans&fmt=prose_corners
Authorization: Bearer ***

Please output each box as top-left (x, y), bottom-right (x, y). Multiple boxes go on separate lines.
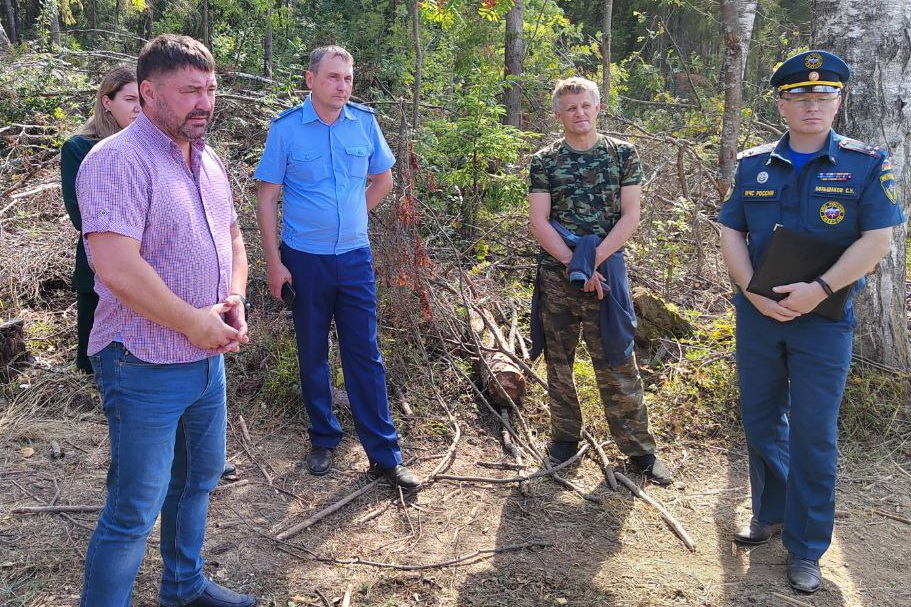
top-left (281, 244), bottom-right (403, 468)
top-left (82, 342), bottom-right (226, 607)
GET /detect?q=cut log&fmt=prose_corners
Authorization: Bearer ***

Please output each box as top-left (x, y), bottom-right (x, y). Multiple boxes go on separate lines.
top-left (468, 307), bottom-right (526, 407)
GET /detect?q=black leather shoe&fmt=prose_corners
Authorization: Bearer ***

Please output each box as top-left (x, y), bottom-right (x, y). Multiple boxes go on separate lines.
top-left (547, 440), bottom-right (579, 465)
top-left (787, 553), bottom-right (821, 593)
top-left (628, 454), bottom-right (674, 485)
top-left (221, 462), bottom-right (237, 478)
top-left (173, 579), bottom-right (256, 606)
top-left (306, 447), bottom-right (333, 476)
top-left (370, 463), bottom-right (421, 489)
top-left (733, 517), bottom-right (782, 545)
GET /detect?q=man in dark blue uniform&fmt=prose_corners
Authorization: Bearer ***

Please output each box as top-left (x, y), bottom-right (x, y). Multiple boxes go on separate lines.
top-left (719, 50), bottom-right (904, 593)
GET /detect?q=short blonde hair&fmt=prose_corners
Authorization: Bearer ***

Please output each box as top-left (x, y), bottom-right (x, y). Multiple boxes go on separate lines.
top-left (552, 77), bottom-right (601, 112)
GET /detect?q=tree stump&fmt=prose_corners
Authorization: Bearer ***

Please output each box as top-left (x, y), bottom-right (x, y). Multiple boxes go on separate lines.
top-left (632, 287), bottom-right (694, 346)
top-left (0, 319), bottom-right (30, 371)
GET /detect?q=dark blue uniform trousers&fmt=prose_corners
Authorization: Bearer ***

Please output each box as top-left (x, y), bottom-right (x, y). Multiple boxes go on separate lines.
top-left (282, 244), bottom-right (403, 469)
top-left (735, 295), bottom-right (853, 560)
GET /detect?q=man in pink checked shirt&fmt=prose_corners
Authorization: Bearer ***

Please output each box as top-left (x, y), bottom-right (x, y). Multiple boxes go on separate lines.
top-left (75, 34), bottom-right (256, 607)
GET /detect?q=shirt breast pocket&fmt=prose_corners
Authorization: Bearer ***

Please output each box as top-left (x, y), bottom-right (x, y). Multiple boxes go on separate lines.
top-left (809, 191), bottom-right (859, 236)
top-left (346, 145), bottom-right (370, 178)
top-left (289, 148), bottom-right (330, 183)
top-left (742, 189), bottom-right (781, 235)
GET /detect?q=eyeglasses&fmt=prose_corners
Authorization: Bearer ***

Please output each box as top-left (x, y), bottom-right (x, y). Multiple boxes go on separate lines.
top-left (781, 94), bottom-right (840, 107)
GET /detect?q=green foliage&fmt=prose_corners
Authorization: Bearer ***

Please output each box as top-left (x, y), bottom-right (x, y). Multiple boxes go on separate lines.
top-left (840, 368), bottom-right (911, 445)
top-left (648, 311), bottom-right (740, 438)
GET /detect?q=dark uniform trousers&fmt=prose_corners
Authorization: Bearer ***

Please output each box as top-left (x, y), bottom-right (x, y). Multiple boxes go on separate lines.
top-left (538, 264), bottom-right (656, 457)
top-left (735, 293), bottom-right (853, 559)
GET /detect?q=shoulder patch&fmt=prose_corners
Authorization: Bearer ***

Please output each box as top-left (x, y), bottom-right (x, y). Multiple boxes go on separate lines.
top-left (346, 100), bottom-right (377, 114)
top-left (838, 137), bottom-right (885, 157)
top-left (271, 104), bottom-right (304, 123)
top-left (737, 142), bottom-right (776, 160)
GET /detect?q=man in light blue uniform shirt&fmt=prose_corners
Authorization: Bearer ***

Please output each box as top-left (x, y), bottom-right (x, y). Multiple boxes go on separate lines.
top-left (255, 45), bottom-right (419, 489)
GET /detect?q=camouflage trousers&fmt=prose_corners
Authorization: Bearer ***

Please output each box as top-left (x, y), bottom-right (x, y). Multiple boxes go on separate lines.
top-left (538, 264), bottom-right (656, 457)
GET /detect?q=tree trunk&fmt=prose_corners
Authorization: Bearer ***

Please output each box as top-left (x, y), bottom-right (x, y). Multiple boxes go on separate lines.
top-left (600, 0), bottom-right (612, 129)
top-left (736, 1), bottom-right (758, 79)
top-left (503, 0), bottom-right (524, 128)
top-left (2, 0), bottom-right (16, 44)
top-left (89, 0), bottom-right (96, 32)
top-left (201, 0), bottom-right (209, 47)
top-left (411, 0), bottom-right (422, 130)
top-left (47, 0), bottom-right (60, 46)
top-left (143, 0), bottom-right (153, 40)
top-left (0, 19), bottom-right (9, 51)
top-left (114, 0), bottom-right (120, 33)
top-left (718, 0), bottom-right (758, 196)
top-left (263, 9), bottom-right (273, 77)
top-left (813, 0), bottom-right (911, 370)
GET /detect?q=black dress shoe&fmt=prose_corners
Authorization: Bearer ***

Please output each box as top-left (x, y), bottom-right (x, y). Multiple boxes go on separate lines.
top-left (733, 517), bottom-right (782, 545)
top-left (370, 463), bottom-right (421, 489)
top-left (306, 447), bottom-right (333, 476)
top-left (221, 462), bottom-right (237, 478)
top-left (546, 440), bottom-right (579, 465)
top-left (169, 579), bottom-right (256, 606)
top-left (787, 553), bottom-right (821, 593)
top-left (628, 454), bottom-right (673, 485)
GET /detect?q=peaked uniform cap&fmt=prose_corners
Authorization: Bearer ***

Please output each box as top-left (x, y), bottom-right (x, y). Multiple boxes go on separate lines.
top-left (769, 50), bottom-right (850, 94)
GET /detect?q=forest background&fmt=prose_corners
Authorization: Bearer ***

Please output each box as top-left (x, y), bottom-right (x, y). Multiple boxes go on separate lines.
top-left (1, 1), bottom-right (910, 606)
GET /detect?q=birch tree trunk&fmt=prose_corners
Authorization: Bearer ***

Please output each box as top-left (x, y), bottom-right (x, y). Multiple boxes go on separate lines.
top-left (263, 9), bottom-right (273, 78)
top-left (503, 0), bottom-right (524, 128)
top-left (814, 0), bottom-right (911, 370)
top-left (600, 0), bottom-right (612, 129)
top-left (411, 0), bottom-right (422, 130)
top-left (47, 0), bottom-right (60, 46)
top-left (0, 19), bottom-right (9, 50)
top-left (2, 0), bottom-right (16, 45)
top-left (718, 0), bottom-right (758, 196)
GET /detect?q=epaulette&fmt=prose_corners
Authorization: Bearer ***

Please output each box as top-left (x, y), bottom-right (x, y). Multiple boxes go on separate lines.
top-left (837, 137), bottom-right (885, 157)
top-left (737, 142), bottom-right (776, 160)
top-left (346, 100), bottom-right (377, 114)
top-left (271, 104), bottom-right (304, 123)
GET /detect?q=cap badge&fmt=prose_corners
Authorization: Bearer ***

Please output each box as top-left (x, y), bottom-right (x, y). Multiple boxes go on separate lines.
top-left (757, 171), bottom-right (769, 184)
top-left (805, 53), bottom-right (823, 69)
top-left (809, 71), bottom-right (820, 81)
top-left (819, 200), bottom-right (846, 224)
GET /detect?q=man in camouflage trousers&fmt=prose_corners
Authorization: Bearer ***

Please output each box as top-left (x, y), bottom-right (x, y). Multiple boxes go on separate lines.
top-left (528, 76), bottom-right (672, 485)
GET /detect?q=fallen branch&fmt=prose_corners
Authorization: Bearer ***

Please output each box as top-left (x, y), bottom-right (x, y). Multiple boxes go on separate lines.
top-left (236, 415), bottom-right (272, 485)
top-left (211, 479), bottom-right (250, 493)
top-left (436, 443), bottom-right (589, 484)
top-left (332, 540), bottom-right (551, 570)
top-left (11, 504), bottom-right (102, 514)
top-left (614, 471), bottom-right (696, 552)
top-left (769, 592), bottom-right (813, 607)
top-left (275, 477), bottom-right (383, 541)
top-left (871, 508), bottom-right (911, 525)
top-left (582, 430), bottom-right (618, 491)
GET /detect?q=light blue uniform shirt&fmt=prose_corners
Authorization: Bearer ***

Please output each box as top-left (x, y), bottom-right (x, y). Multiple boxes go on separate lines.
top-left (255, 97), bottom-right (396, 254)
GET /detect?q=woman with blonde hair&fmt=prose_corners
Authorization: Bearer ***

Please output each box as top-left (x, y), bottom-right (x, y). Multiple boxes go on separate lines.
top-left (60, 65), bottom-right (140, 373)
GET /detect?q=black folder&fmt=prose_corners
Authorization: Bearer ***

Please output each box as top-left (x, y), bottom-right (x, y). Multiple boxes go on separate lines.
top-left (746, 226), bottom-right (852, 320)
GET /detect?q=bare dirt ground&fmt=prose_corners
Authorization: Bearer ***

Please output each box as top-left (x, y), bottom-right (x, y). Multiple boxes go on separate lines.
top-left (2, 375), bottom-right (910, 607)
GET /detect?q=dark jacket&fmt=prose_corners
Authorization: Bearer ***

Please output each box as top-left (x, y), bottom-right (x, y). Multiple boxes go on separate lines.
top-left (530, 222), bottom-right (637, 366)
top-left (61, 134), bottom-right (98, 294)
